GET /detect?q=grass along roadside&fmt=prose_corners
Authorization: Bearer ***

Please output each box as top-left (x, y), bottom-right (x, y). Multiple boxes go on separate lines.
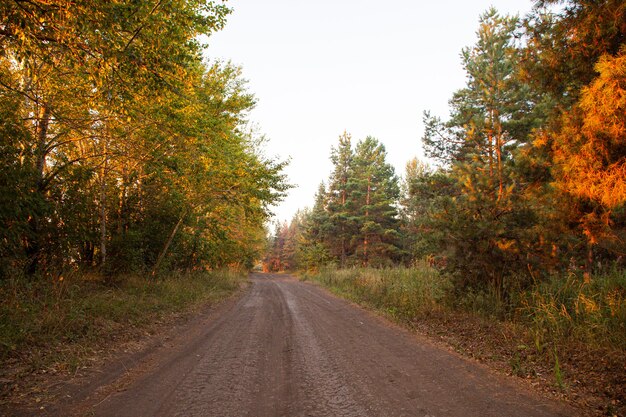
top-left (0, 270), bottom-right (247, 405)
top-left (302, 265), bottom-right (626, 417)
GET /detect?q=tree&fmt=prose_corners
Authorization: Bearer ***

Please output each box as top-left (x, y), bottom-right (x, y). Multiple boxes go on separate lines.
top-left (521, 0), bottom-right (626, 271)
top-left (399, 158), bottom-right (446, 263)
top-left (296, 135), bottom-right (402, 268)
top-left (299, 184), bottom-right (332, 270)
top-left (523, 0), bottom-right (626, 106)
top-left (347, 137), bottom-right (401, 266)
top-left (549, 49), bottom-right (626, 262)
top-left (418, 8), bottom-right (547, 292)
top-left (326, 132), bottom-right (354, 266)
top-left (423, 8), bottom-right (535, 198)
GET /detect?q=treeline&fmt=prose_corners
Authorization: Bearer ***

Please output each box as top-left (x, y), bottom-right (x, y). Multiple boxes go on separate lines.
top-left (0, 1), bottom-right (289, 278)
top-left (266, 1), bottom-right (626, 295)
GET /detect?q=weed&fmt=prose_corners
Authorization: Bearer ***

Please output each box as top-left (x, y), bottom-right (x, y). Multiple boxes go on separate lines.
top-left (308, 264), bottom-right (451, 324)
top-left (553, 347), bottom-right (565, 390)
top-left (0, 270), bottom-right (245, 374)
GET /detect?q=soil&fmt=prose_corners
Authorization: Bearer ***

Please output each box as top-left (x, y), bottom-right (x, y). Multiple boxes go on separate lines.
top-left (410, 310), bottom-right (626, 417)
top-left (4, 274), bottom-right (577, 417)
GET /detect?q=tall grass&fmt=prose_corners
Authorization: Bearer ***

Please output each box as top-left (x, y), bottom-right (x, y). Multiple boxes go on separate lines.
top-left (0, 270), bottom-right (245, 372)
top-left (518, 268), bottom-right (626, 351)
top-left (306, 262), bottom-right (452, 322)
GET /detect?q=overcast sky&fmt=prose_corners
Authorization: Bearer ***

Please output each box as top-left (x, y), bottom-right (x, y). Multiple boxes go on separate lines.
top-left (204, 0), bottom-right (534, 223)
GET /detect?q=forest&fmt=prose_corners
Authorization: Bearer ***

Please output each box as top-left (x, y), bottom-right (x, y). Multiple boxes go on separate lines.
top-left (0, 0), bottom-right (290, 395)
top-left (0, 0), bottom-right (625, 414)
top-left (267, 1), bottom-right (625, 293)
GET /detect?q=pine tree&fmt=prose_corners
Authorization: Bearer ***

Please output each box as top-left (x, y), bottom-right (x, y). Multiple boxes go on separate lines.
top-left (419, 8), bottom-right (544, 291)
top-left (521, 0), bottom-right (626, 271)
top-left (326, 132), bottom-right (354, 266)
top-left (347, 137), bottom-right (401, 266)
top-left (299, 183), bottom-right (332, 270)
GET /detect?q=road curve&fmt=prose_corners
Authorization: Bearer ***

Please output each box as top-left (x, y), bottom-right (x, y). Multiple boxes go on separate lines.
top-left (88, 273), bottom-right (573, 417)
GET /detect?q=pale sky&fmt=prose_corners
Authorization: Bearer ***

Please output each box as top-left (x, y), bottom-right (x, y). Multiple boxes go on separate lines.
top-left (204, 0), bottom-right (534, 223)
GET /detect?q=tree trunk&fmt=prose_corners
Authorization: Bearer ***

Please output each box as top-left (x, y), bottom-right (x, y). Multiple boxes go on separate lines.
top-left (495, 132), bottom-right (503, 202)
top-left (340, 187), bottom-right (346, 267)
top-left (25, 102), bottom-right (51, 275)
top-left (363, 176), bottom-right (371, 266)
top-left (82, 241), bottom-right (94, 266)
top-left (99, 139), bottom-right (108, 267)
top-left (495, 115), bottom-right (504, 202)
top-left (152, 215), bottom-right (185, 277)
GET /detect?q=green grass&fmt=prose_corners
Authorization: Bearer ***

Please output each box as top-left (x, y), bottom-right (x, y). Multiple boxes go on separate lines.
top-left (304, 262), bottom-right (452, 323)
top-left (0, 270), bottom-right (246, 374)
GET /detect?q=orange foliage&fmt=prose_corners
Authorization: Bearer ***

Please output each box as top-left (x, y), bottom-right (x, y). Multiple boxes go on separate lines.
top-left (554, 48), bottom-right (626, 209)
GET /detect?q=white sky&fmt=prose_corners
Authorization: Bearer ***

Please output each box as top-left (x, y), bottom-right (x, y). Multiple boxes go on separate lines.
top-left (204, 0), bottom-right (534, 223)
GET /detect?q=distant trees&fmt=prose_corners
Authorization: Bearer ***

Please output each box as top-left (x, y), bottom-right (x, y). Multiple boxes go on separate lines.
top-left (0, 1), bottom-right (289, 278)
top-left (348, 137), bottom-right (401, 266)
top-left (265, 134), bottom-right (401, 271)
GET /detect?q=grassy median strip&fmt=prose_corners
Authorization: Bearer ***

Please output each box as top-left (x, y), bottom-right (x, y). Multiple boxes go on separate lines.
top-left (0, 271), bottom-right (246, 381)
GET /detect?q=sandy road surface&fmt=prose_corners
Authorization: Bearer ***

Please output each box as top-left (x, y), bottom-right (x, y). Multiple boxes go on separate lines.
top-left (73, 274), bottom-right (573, 417)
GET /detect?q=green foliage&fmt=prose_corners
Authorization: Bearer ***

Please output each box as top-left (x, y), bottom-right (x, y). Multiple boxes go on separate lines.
top-left (0, 1), bottom-right (289, 278)
top-left (327, 132), bottom-right (354, 265)
top-left (288, 133), bottom-right (402, 270)
top-left (413, 3), bottom-right (626, 296)
top-left (418, 9), bottom-right (547, 292)
top-left (347, 137), bottom-right (402, 266)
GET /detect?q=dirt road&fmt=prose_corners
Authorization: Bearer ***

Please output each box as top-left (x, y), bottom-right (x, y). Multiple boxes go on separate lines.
top-left (69, 274), bottom-right (574, 417)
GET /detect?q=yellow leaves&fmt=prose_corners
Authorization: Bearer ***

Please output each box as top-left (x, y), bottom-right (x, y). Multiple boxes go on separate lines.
top-left (532, 130), bottom-right (550, 149)
top-left (495, 239), bottom-right (516, 252)
top-left (580, 52), bottom-right (626, 145)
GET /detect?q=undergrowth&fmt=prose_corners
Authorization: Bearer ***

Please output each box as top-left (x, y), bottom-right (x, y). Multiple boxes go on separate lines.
top-left (304, 262), bottom-right (452, 322)
top-left (0, 270), bottom-right (245, 375)
top-left (517, 268), bottom-right (626, 351)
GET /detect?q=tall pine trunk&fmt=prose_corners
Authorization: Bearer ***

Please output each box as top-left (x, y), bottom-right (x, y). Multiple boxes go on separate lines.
top-left (363, 176), bottom-right (371, 266)
top-left (340, 187), bottom-right (346, 267)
